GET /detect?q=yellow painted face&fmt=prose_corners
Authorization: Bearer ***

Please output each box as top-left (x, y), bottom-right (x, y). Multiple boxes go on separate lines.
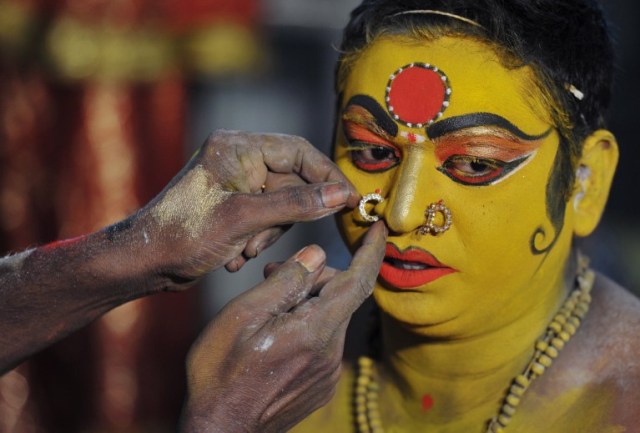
top-left (335, 35), bottom-right (577, 336)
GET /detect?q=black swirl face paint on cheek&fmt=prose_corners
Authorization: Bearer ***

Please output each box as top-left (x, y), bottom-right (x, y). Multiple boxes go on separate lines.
top-left (530, 143), bottom-right (568, 255)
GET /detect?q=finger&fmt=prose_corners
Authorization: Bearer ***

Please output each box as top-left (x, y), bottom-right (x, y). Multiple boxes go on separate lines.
top-left (263, 263), bottom-right (338, 293)
top-left (316, 221), bottom-right (387, 320)
top-left (243, 226), bottom-right (290, 259)
top-left (309, 266), bottom-right (340, 296)
top-left (225, 255), bottom-right (247, 273)
top-left (244, 245), bottom-right (327, 315)
top-left (256, 133), bottom-right (360, 207)
top-left (263, 261), bottom-right (284, 278)
top-left (234, 182), bottom-right (351, 234)
top-left (262, 171), bottom-right (307, 192)
top-left (242, 172), bottom-right (318, 257)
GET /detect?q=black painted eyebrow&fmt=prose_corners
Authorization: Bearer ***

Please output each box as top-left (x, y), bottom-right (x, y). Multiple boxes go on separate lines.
top-left (426, 112), bottom-right (552, 141)
top-left (345, 95), bottom-right (399, 137)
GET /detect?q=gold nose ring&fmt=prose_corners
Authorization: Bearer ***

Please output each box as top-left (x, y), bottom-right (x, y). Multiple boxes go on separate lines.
top-left (419, 200), bottom-right (452, 235)
top-left (359, 190), bottom-right (384, 223)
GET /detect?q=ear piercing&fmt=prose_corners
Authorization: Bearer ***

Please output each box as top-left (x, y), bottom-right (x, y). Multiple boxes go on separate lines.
top-left (573, 164), bottom-right (591, 210)
top-left (359, 189), bottom-right (384, 222)
top-left (420, 200), bottom-right (452, 235)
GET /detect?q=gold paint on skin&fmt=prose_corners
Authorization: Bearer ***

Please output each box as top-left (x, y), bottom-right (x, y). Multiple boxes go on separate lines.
top-left (152, 165), bottom-right (230, 239)
top-left (386, 144), bottom-right (424, 233)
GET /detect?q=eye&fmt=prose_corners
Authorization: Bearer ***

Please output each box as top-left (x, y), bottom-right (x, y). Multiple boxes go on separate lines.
top-left (350, 142), bottom-right (400, 172)
top-left (439, 154), bottom-right (530, 186)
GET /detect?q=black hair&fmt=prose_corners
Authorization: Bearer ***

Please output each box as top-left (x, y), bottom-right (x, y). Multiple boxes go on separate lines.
top-left (336, 0), bottom-right (615, 252)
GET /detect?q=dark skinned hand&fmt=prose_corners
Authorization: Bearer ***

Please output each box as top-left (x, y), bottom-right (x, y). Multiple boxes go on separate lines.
top-left (180, 222), bottom-right (387, 433)
top-left (0, 130), bottom-right (360, 372)
top-left (133, 130), bottom-right (360, 289)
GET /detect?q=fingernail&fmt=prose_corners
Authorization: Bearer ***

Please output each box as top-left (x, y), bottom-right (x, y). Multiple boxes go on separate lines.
top-left (295, 246), bottom-right (324, 272)
top-left (321, 182), bottom-right (349, 208)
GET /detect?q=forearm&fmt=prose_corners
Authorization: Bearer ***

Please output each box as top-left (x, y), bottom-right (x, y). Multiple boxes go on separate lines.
top-left (0, 214), bottom-right (170, 373)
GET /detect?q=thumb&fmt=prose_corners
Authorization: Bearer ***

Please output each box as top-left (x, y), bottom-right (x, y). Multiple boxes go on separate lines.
top-left (238, 182), bottom-right (351, 232)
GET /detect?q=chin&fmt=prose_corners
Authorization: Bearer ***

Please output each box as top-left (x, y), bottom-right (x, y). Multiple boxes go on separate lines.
top-left (374, 287), bottom-right (463, 336)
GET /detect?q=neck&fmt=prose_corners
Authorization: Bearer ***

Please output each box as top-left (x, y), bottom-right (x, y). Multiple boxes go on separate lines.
top-left (375, 254), bottom-right (577, 428)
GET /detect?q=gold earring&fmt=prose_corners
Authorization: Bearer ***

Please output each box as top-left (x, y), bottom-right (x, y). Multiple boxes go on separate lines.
top-left (359, 190), bottom-right (384, 223)
top-left (419, 200), bottom-right (452, 235)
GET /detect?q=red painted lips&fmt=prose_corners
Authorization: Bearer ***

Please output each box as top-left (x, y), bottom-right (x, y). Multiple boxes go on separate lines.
top-left (379, 243), bottom-right (456, 289)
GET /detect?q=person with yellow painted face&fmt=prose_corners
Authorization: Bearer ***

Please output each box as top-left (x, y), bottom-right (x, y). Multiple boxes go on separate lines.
top-left (290, 0), bottom-right (640, 432)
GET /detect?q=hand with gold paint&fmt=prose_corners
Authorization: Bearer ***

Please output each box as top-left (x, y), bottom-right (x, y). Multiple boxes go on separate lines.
top-left (0, 129), bottom-right (361, 374)
top-left (137, 129), bottom-right (361, 286)
top-left (180, 222), bottom-right (386, 433)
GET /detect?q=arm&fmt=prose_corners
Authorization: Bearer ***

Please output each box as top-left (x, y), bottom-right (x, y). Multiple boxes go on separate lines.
top-left (0, 130), bottom-right (359, 373)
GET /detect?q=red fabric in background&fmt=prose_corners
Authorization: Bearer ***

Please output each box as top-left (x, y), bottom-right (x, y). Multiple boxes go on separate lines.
top-left (0, 0), bottom-right (259, 431)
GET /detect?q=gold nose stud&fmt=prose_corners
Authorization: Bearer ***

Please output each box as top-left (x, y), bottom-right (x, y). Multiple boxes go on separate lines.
top-left (419, 200), bottom-right (452, 235)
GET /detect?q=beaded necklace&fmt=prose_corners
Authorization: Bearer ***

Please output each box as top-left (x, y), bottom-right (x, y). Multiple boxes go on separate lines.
top-left (354, 254), bottom-right (595, 433)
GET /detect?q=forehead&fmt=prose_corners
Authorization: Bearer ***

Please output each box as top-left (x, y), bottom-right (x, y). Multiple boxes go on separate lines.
top-left (342, 35), bottom-right (551, 132)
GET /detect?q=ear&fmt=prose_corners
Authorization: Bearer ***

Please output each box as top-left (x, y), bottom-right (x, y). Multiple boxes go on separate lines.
top-left (572, 129), bottom-right (619, 237)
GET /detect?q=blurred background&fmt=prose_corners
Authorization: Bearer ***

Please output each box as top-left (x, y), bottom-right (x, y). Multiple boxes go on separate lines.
top-left (0, 0), bottom-right (637, 432)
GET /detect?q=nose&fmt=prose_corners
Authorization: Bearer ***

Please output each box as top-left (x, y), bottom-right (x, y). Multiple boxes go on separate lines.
top-left (383, 146), bottom-right (433, 234)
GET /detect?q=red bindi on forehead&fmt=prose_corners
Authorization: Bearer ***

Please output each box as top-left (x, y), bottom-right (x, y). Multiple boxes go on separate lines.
top-left (386, 63), bottom-right (451, 128)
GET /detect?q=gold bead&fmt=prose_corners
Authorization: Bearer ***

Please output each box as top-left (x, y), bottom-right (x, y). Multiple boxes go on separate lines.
top-left (357, 375), bottom-right (371, 386)
top-left (535, 340), bottom-right (548, 351)
top-left (358, 424), bottom-right (370, 433)
top-left (359, 357), bottom-right (374, 368)
top-left (531, 362), bottom-right (546, 376)
top-left (538, 354), bottom-right (553, 367)
top-left (559, 331), bottom-right (571, 342)
top-left (506, 394), bottom-right (521, 407)
top-left (510, 384), bottom-right (526, 396)
top-left (514, 374), bottom-right (530, 388)
top-left (574, 308), bottom-right (587, 319)
top-left (551, 337), bottom-right (565, 350)
top-left (502, 404), bottom-right (517, 416)
top-left (498, 414), bottom-right (512, 426)
top-left (549, 321), bottom-right (562, 333)
top-left (575, 304), bottom-right (589, 315)
top-left (545, 346), bottom-right (559, 358)
top-left (567, 316), bottom-right (581, 327)
top-left (578, 292), bottom-right (592, 303)
top-left (553, 314), bottom-right (567, 324)
top-left (563, 323), bottom-right (577, 335)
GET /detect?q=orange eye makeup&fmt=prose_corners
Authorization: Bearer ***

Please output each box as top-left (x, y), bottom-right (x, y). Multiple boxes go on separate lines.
top-left (433, 131), bottom-right (545, 186)
top-left (343, 121), bottom-right (401, 172)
